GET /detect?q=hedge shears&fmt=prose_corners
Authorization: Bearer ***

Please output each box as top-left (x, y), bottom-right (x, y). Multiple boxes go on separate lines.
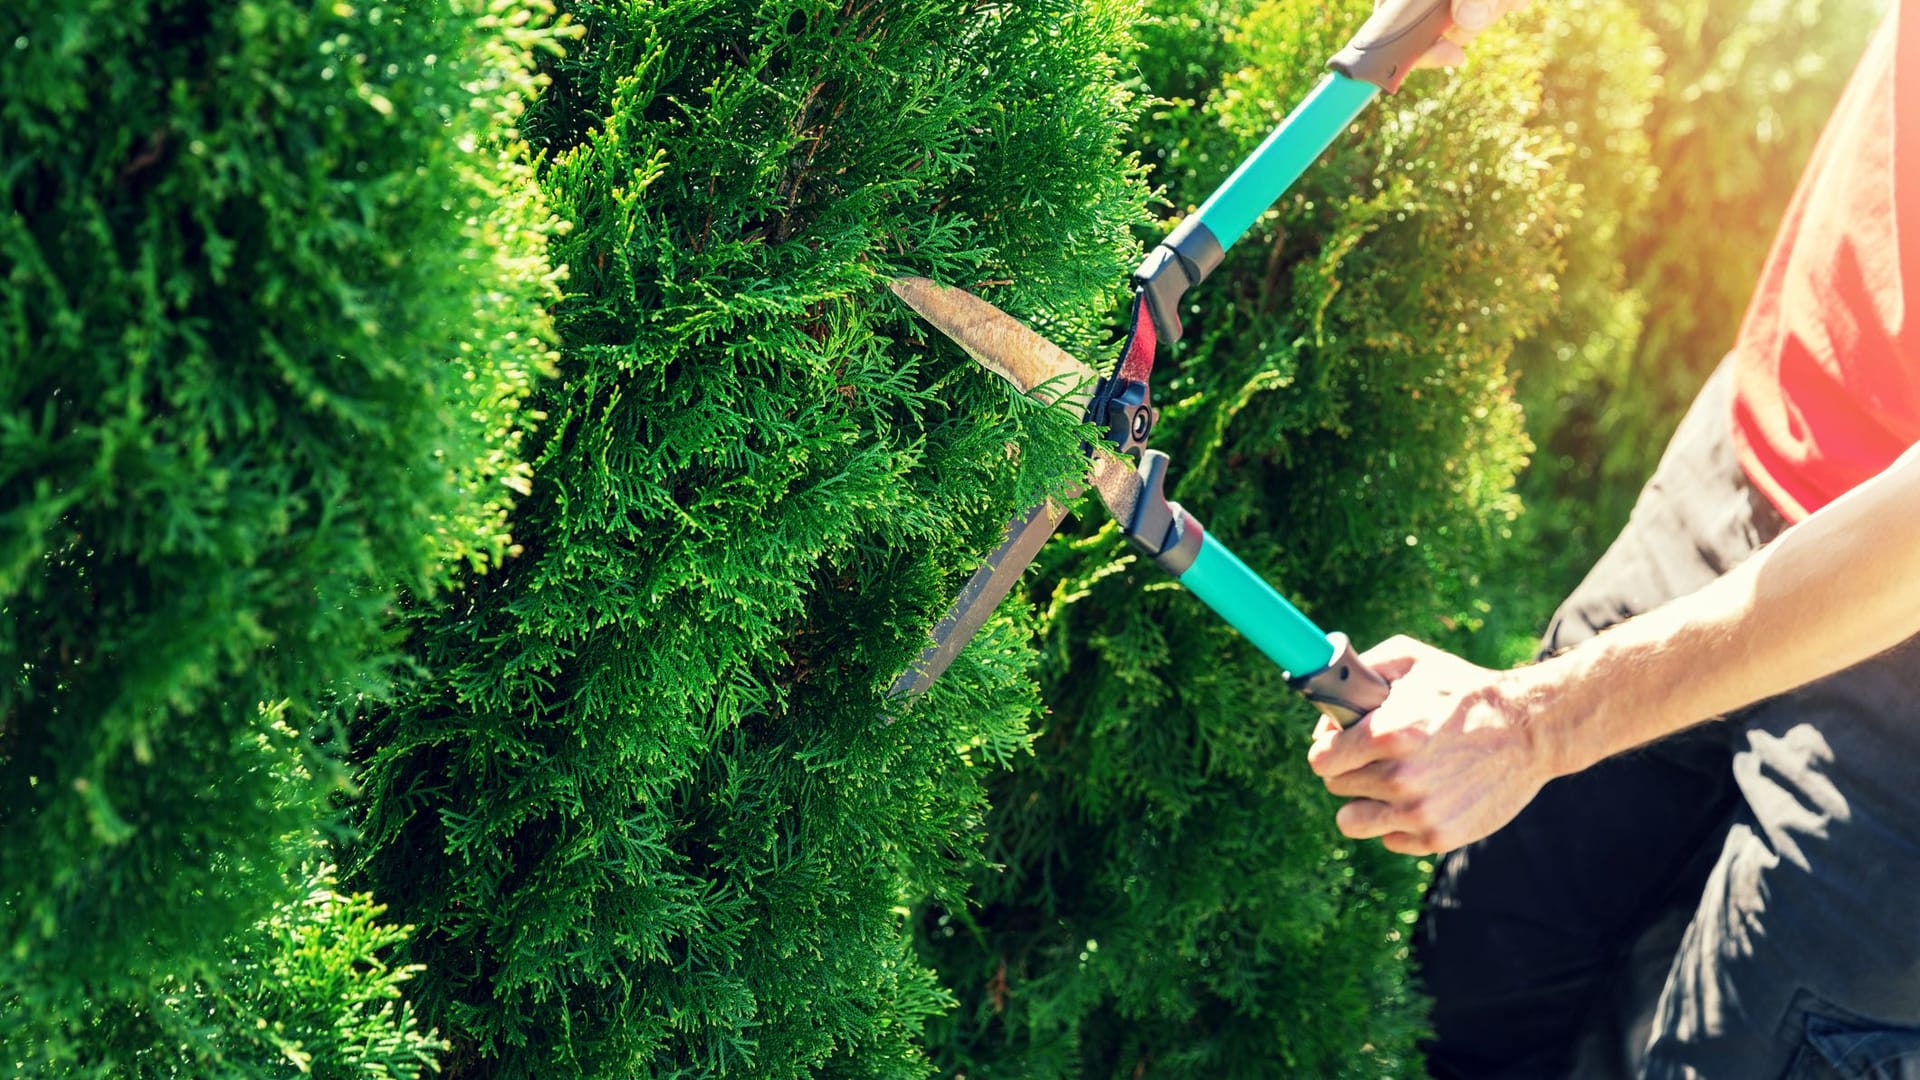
top-left (887, 0), bottom-right (1456, 723)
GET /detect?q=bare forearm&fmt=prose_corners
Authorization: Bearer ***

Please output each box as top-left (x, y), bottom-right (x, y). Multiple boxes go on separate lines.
top-left (1308, 444), bottom-right (1920, 855)
top-left (1526, 444), bottom-right (1920, 778)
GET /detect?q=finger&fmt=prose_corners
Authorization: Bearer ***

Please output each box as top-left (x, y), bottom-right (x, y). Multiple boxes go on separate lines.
top-left (1333, 797), bottom-right (1400, 840)
top-left (1412, 39), bottom-right (1467, 70)
top-left (1339, 800), bottom-right (1447, 853)
top-left (1451, 0), bottom-right (1500, 35)
top-left (1321, 759), bottom-right (1406, 802)
top-left (1381, 831), bottom-right (1439, 856)
top-left (1312, 714), bottom-right (1342, 741)
top-left (1359, 634), bottom-right (1434, 682)
top-left (1306, 715), bottom-right (1386, 778)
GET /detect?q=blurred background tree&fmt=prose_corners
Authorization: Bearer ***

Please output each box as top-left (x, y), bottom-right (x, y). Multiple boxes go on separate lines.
top-left (1473, 0), bottom-right (1880, 663)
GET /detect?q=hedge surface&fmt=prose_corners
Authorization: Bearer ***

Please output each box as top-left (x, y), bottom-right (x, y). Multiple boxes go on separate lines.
top-left (348, 1), bottom-right (1149, 1075)
top-left (1, 0), bottom-right (561, 1070)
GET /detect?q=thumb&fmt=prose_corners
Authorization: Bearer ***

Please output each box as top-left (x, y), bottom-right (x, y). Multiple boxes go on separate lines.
top-left (1452, 0), bottom-right (1497, 33)
top-left (1416, 38), bottom-right (1468, 69)
top-left (1358, 634), bottom-right (1439, 683)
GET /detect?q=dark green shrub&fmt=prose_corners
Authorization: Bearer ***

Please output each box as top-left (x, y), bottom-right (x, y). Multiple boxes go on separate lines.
top-left (347, 1), bottom-right (1148, 1075)
top-left (0, 0), bottom-right (561, 1069)
top-left (918, 1), bottom-right (1583, 1074)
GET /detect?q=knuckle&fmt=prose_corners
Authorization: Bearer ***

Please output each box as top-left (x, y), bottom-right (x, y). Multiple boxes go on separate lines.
top-left (1374, 764), bottom-right (1410, 800)
top-left (1376, 724), bottom-right (1421, 755)
top-left (1306, 746), bottom-right (1336, 778)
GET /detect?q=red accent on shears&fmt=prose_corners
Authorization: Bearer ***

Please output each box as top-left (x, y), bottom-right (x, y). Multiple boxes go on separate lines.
top-left (1119, 292), bottom-right (1158, 384)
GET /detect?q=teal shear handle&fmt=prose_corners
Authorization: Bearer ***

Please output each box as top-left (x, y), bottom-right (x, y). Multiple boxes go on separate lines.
top-left (1185, 542), bottom-right (1387, 724)
top-left (1180, 538), bottom-right (1333, 675)
top-left (1134, 0), bottom-right (1453, 342)
top-left (1127, 453), bottom-right (1389, 724)
top-left (1108, 0), bottom-right (1453, 718)
top-left (1186, 76), bottom-right (1377, 255)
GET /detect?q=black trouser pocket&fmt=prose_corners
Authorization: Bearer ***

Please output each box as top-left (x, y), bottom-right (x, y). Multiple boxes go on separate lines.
top-left (1785, 1008), bottom-right (1920, 1079)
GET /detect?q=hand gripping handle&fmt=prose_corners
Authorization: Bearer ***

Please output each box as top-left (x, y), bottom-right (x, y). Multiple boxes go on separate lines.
top-left (1328, 0), bottom-right (1454, 94)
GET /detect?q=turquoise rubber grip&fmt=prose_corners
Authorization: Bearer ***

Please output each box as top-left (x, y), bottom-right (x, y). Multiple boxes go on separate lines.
top-left (1188, 73), bottom-right (1378, 252)
top-left (1178, 536), bottom-right (1335, 677)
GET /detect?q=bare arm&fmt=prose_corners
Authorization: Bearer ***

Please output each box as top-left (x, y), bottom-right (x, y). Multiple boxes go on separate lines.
top-left (1306, 440), bottom-right (1920, 855)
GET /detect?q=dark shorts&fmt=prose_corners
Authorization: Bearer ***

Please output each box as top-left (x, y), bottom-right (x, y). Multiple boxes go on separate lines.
top-left (1417, 360), bottom-right (1920, 1079)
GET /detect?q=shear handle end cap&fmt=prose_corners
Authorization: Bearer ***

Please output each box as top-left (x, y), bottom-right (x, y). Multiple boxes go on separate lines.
top-left (1327, 0), bottom-right (1453, 94)
top-left (1290, 631), bottom-right (1392, 724)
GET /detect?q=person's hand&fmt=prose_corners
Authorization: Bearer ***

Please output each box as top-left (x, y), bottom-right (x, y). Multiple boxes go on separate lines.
top-left (1417, 0), bottom-right (1531, 69)
top-left (1305, 635), bottom-right (1558, 855)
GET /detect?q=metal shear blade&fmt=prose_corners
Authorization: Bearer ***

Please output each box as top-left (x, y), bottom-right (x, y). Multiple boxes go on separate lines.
top-left (885, 276), bottom-right (1145, 699)
top-left (888, 276), bottom-right (1144, 524)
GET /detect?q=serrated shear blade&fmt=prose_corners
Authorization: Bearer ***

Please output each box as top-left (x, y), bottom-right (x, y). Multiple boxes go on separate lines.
top-left (889, 277), bottom-right (1099, 415)
top-left (886, 497), bottom-right (1068, 700)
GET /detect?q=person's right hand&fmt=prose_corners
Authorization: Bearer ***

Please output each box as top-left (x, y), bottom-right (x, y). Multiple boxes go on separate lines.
top-left (1417, 0), bottom-right (1530, 68)
top-left (1305, 635), bottom-right (1558, 855)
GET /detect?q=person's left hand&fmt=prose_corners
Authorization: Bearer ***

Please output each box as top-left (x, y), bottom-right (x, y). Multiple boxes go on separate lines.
top-left (1305, 635), bottom-right (1557, 855)
top-left (1415, 0), bottom-right (1532, 69)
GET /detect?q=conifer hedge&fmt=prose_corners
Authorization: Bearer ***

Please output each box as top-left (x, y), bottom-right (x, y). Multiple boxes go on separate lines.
top-left (920, 1), bottom-right (1583, 1074)
top-left (348, 1), bottom-right (1148, 1075)
top-left (1, 0), bottom-right (561, 1070)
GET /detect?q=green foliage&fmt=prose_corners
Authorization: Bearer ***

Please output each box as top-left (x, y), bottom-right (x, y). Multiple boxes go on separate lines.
top-left (13, 864), bottom-right (448, 1079)
top-left (1623, 0), bottom-right (1881, 425)
top-left (347, 1), bottom-right (1149, 1075)
top-left (1, 0), bottom-right (561, 1070)
top-left (200, 868), bottom-right (447, 1080)
top-left (1459, 0), bottom-right (1664, 662)
top-left (5, 0), bottom-right (1867, 1075)
top-left (918, 1), bottom-right (1585, 1075)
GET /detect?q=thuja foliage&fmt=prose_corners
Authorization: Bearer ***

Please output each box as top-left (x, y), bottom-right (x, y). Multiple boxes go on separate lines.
top-left (348, 1), bottom-right (1147, 1075)
top-left (1475, 0), bottom-right (1881, 662)
top-left (1620, 0), bottom-right (1881, 435)
top-left (1, 0), bottom-right (561, 1069)
top-left (66, 864), bottom-right (448, 1080)
top-left (920, 1), bottom-right (1583, 1074)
